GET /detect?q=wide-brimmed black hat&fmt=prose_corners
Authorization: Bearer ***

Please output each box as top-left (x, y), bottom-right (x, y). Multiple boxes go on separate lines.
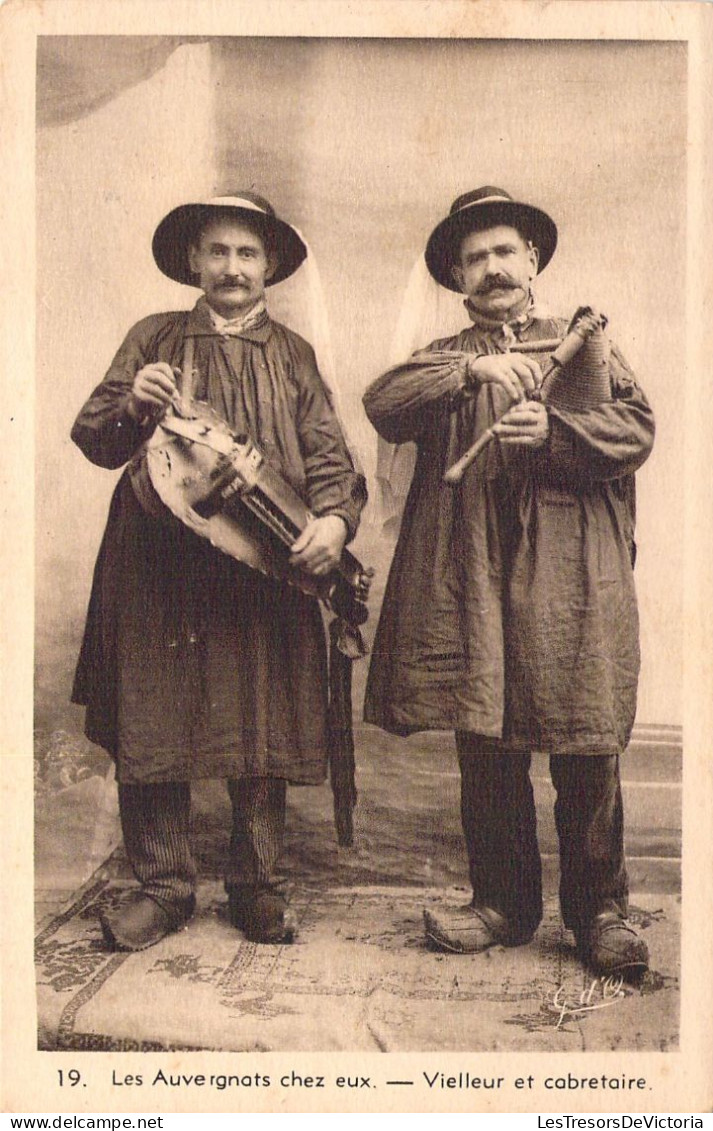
top-left (152, 192), bottom-right (308, 287)
top-left (425, 186), bottom-right (558, 292)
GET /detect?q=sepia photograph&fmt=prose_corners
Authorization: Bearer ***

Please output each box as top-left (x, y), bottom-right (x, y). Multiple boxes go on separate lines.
top-left (2, 0), bottom-right (712, 1116)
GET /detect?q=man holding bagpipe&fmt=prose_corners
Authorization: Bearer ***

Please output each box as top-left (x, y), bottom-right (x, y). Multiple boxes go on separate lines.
top-left (71, 193), bottom-right (367, 951)
top-left (363, 187), bottom-right (655, 979)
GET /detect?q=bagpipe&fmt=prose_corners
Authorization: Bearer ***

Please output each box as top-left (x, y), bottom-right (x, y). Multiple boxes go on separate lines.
top-left (129, 383), bottom-right (373, 846)
top-left (444, 306), bottom-right (611, 485)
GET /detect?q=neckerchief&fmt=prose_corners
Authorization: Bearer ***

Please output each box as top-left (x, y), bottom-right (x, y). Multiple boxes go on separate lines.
top-left (207, 298), bottom-right (268, 337)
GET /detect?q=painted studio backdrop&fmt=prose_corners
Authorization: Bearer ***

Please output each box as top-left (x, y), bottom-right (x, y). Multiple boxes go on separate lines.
top-left (36, 36), bottom-right (685, 872)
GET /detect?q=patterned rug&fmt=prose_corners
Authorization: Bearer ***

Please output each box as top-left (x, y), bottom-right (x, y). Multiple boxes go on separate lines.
top-left (36, 880), bottom-right (680, 1052)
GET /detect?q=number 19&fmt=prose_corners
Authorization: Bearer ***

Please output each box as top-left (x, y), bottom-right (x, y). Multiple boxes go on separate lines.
top-left (57, 1070), bottom-right (82, 1086)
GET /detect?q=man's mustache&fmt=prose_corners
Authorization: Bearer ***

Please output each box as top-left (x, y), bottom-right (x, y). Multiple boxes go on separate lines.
top-left (477, 276), bottom-right (518, 294)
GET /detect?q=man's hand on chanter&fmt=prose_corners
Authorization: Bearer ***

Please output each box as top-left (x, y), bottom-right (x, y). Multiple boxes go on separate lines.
top-left (127, 362), bottom-right (178, 419)
top-left (290, 514), bottom-right (349, 576)
top-left (466, 353), bottom-right (543, 404)
top-left (492, 400), bottom-right (550, 448)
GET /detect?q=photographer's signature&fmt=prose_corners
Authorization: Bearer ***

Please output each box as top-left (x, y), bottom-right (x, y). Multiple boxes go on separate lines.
top-left (550, 974), bottom-right (625, 1029)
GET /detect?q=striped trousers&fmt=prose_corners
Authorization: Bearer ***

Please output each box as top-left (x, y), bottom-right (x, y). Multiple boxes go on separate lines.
top-left (118, 778), bottom-right (287, 906)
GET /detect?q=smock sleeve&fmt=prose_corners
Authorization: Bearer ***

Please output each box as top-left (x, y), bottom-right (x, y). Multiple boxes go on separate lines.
top-left (71, 318), bottom-right (165, 470)
top-left (362, 346), bottom-right (471, 444)
top-left (295, 342), bottom-right (367, 542)
top-left (535, 344), bottom-right (655, 484)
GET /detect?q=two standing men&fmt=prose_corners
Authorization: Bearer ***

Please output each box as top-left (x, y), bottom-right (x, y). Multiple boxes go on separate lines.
top-left (73, 185), bottom-right (654, 978)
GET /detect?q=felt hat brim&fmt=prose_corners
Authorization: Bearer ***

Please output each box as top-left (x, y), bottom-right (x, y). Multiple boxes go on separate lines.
top-left (152, 196), bottom-right (307, 287)
top-left (425, 198), bottom-right (558, 292)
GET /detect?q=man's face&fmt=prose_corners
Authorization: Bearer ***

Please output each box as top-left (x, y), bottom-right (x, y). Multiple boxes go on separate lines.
top-left (452, 225), bottom-right (539, 319)
top-left (188, 219), bottom-right (276, 318)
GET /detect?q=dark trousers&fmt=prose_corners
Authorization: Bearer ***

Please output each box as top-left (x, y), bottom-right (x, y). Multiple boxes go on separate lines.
top-left (456, 733), bottom-right (629, 940)
top-left (118, 778), bottom-right (287, 907)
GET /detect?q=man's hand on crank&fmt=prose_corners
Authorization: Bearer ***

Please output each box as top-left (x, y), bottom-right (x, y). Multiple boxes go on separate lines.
top-left (127, 362), bottom-right (178, 419)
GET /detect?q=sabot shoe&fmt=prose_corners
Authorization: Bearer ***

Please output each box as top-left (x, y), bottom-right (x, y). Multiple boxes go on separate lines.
top-left (99, 892), bottom-right (195, 952)
top-left (228, 886), bottom-right (297, 944)
top-left (577, 911), bottom-right (649, 981)
top-left (423, 903), bottom-right (529, 954)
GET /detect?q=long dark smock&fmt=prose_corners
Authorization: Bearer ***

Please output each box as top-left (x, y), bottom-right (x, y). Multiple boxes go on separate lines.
top-left (72, 298), bottom-right (366, 785)
top-left (363, 315), bottom-right (654, 756)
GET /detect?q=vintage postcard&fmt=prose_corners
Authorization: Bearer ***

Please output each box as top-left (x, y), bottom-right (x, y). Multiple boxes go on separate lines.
top-left (2, 0), bottom-right (712, 1116)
